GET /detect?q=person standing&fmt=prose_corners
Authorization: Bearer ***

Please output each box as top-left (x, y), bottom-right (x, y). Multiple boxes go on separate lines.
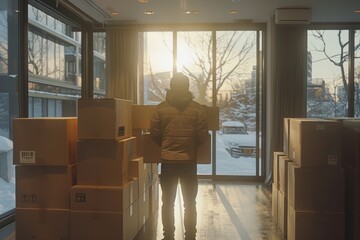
top-left (150, 72), bottom-right (208, 240)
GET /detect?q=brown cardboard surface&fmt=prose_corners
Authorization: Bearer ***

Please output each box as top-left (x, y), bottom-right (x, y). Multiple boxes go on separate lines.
top-left (278, 155), bottom-right (292, 195)
top-left (197, 133), bottom-right (211, 164)
top-left (143, 132), bottom-right (211, 164)
top-left (143, 132), bottom-right (161, 163)
top-left (16, 208), bottom-right (70, 240)
top-left (132, 104), bottom-right (157, 129)
top-left (13, 117), bottom-right (77, 166)
top-left (283, 118), bottom-right (291, 157)
top-left (70, 203), bottom-right (139, 240)
top-left (132, 104), bottom-right (219, 131)
top-left (130, 157), bottom-right (152, 194)
top-left (273, 151), bottom-right (286, 188)
top-left (137, 189), bottom-right (150, 230)
top-left (16, 165), bottom-right (76, 209)
top-left (289, 118), bottom-right (342, 167)
top-left (277, 190), bottom-right (287, 237)
top-left (271, 183), bottom-right (278, 227)
top-left (77, 98), bottom-right (132, 140)
top-left (70, 179), bottom-right (139, 212)
top-left (206, 106), bottom-right (220, 130)
top-left (342, 119), bottom-right (360, 169)
top-left (288, 163), bottom-right (345, 211)
top-left (287, 206), bottom-right (345, 240)
top-left (77, 137), bottom-right (136, 186)
top-left (132, 129), bottom-right (144, 157)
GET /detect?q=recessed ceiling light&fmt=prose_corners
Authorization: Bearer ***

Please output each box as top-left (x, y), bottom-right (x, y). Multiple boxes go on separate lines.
top-left (229, 10), bottom-right (239, 14)
top-left (144, 10), bottom-right (154, 15)
top-left (184, 10), bottom-right (200, 14)
top-left (111, 12), bottom-right (119, 16)
top-left (139, 0), bottom-right (149, 3)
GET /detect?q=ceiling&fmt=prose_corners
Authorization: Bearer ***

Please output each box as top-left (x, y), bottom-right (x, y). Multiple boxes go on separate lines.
top-left (66, 0), bottom-right (360, 25)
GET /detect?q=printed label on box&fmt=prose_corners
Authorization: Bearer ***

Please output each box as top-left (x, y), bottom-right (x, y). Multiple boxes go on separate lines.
top-left (20, 151), bottom-right (36, 164)
top-left (21, 194), bottom-right (37, 203)
top-left (75, 193), bottom-right (86, 202)
top-left (118, 126), bottom-right (125, 137)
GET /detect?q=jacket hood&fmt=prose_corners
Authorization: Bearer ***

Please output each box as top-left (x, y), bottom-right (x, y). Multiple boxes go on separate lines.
top-left (166, 89), bottom-right (193, 110)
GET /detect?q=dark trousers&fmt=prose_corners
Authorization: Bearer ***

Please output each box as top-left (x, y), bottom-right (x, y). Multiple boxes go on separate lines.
top-left (160, 163), bottom-right (198, 240)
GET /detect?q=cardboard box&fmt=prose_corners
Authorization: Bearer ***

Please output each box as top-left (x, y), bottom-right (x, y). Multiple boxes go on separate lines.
top-left (206, 106), bottom-right (220, 130)
top-left (344, 165), bottom-right (359, 240)
top-left (288, 163), bottom-right (345, 211)
top-left (16, 208), bottom-right (70, 240)
top-left (342, 119), bottom-right (360, 169)
top-left (137, 189), bottom-right (150, 230)
top-left (132, 104), bottom-right (156, 129)
top-left (197, 133), bottom-right (211, 164)
top-left (289, 118), bottom-right (342, 167)
top-left (143, 132), bottom-right (161, 163)
top-left (272, 183), bottom-right (278, 226)
top-left (273, 151), bottom-right (286, 188)
top-left (143, 132), bottom-right (211, 164)
top-left (132, 105), bottom-right (219, 131)
top-left (287, 206), bottom-right (345, 240)
top-left (77, 98), bottom-right (132, 140)
top-left (283, 118), bottom-right (291, 156)
top-left (16, 165), bottom-right (76, 209)
top-left (278, 155), bottom-right (292, 194)
top-left (130, 157), bottom-right (152, 194)
top-left (70, 179), bottom-right (139, 212)
top-left (77, 137), bottom-right (136, 186)
top-left (132, 129), bottom-right (144, 157)
top-left (70, 203), bottom-right (139, 240)
top-left (13, 117), bottom-right (77, 166)
top-left (277, 190), bottom-right (287, 237)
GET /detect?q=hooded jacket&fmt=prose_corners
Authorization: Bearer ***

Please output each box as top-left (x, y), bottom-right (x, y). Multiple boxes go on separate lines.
top-left (150, 89), bottom-right (208, 163)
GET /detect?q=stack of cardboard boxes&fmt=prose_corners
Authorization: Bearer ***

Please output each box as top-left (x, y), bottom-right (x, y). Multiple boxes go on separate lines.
top-left (12, 99), bottom-right (162, 240)
top-left (13, 117), bottom-right (78, 239)
top-left (273, 118), bottom-right (345, 240)
top-left (131, 104), bottom-right (160, 229)
top-left (339, 119), bottom-right (360, 240)
top-left (71, 98), bottom-right (140, 240)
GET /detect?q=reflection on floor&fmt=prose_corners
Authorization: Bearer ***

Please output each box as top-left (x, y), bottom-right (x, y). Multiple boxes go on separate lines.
top-left (0, 180), bottom-right (284, 240)
top-left (136, 180), bottom-right (284, 240)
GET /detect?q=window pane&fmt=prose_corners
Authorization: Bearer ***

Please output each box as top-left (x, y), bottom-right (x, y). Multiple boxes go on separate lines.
top-left (216, 31), bottom-right (258, 176)
top-left (93, 32), bottom-right (106, 98)
top-left (307, 30), bottom-right (349, 117)
top-left (140, 29), bottom-right (263, 177)
top-left (177, 31), bottom-right (212, 105)
top-left (143, 32), bottom-right (173, 104)
top-left (355, 30), bottom-right (360, 117)
top-left (176, 31), bottom-right (213, 174)
top-left (0, 0), bottom-right (19, 218)
top-left (28, 4), bottom-right (81, 117)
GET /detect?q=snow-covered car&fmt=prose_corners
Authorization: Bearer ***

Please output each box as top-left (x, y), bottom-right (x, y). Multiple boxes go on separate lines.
top-left (220, 121), bottom-right (256, 158)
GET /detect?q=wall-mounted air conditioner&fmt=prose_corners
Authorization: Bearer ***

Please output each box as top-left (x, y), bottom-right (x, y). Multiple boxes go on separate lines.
top-left (275, 8), bottom-right (312, 24)
top-left (66, 0), bottom-right (112, 23)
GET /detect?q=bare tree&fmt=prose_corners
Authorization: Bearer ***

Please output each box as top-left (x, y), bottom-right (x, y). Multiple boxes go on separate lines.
top-left (0, 12), bottom-right (8, 73)
top-left (181, 31), bottom-right (256, 104)
top-left (146, 31), bottom-right (256, 106)
top-left (311, 30), bottom-right (360, 98)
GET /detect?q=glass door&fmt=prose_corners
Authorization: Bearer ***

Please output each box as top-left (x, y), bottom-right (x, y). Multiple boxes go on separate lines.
top-left (141, 28), bottom-right (264, 178)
